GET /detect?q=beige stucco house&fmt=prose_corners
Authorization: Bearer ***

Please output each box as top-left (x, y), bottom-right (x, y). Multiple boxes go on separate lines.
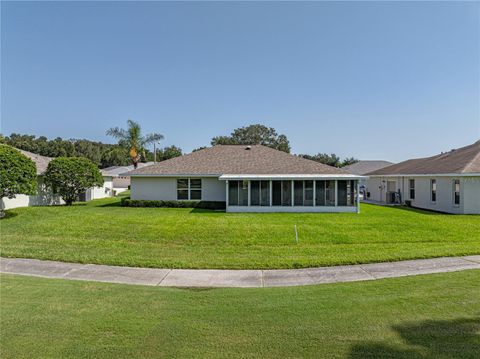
top-left (365, 140), bottom-right (480, 214)
top-left (124, 145), bottom-right (364, 213)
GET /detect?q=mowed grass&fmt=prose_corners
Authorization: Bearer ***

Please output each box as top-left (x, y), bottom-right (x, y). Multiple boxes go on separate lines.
top-left (1, 194), bottom-right (479, 269)
top-left (1, 271), bottom-right (479, 358)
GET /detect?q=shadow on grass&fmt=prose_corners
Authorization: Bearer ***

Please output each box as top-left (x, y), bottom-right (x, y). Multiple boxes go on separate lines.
top-left (349, 318), bottom-right (480, 359)
top-left (96, 201), bottom-right (123, 208)
top-left (189, 208), bottom-right (225, 214)
top-left (0, 211), bottom-right (18, 220)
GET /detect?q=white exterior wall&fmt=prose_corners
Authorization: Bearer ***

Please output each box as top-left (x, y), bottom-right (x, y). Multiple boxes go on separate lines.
top-left (367, 175), bottom-right (480, 214)
top-left (130, 176), bottom-right (226, 201)
top-left (463, 177), bottom-right (480, 214)
top-left (1, 177), bottom-right (64, 210)
top-left (85, 176), bottom-right (114, 201)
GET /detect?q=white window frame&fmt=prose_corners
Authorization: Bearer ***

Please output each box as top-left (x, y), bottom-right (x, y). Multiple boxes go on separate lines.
top-left (452, 179), bottom-right (460, 207)
top-left (430, 179), bottom-right (437, 204)
top-left (409, 179), bottom-right (415, 200)
top-left (176, 178), bottom-right (202, 200)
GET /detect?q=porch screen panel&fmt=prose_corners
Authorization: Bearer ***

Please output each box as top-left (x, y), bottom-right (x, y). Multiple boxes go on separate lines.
top-left (304, 180), bottom-right (313, 206)
top-left (326, 180), bottom-right (335, 206)
top-left (239, 180), bottom-right (249, 206)
top-left (348, 180), bottom-right (356, 206)
top-left (260, 181), bottom-right (270, 206)
top-left (250, 181), bottom-right (260, 206)
top-left (337, 180), bottom-right (347, 206)
top-left (272, 181), bottom-right (282, 206)
top-left (282, 181), bottom-right (292, 206)
top-left (228, 181), bottom-right (239, 206)
top-left (294, 181), bottom-right (304, 206)
top-left (315, 180), bottom-right (326, 206)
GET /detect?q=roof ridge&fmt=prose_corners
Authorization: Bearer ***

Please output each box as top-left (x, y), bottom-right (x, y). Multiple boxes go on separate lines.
top-left (462, 144), bottom-right (480, 173)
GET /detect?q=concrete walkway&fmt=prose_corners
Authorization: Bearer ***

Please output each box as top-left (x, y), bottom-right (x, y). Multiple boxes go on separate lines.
top-left (1, 256), bottom-right (479, 288)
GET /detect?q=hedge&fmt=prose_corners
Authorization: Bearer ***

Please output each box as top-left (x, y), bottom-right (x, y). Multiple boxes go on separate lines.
top-left (121, 197), bottom-right (226, 210)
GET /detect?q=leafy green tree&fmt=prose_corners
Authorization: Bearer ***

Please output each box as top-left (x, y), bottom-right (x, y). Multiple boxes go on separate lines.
top-left (1, 133), bottom-right (130, 167)
top-left (0, 145), bottom-right (38, 213)
top-left (299, 153), bottom-right (341, 167)
top-left (192, 146), bottom-right (207, 152)
top-left (106, 120), bottom-right (164, 168)
top-left (101, 147), bottom-right (130, 168)
top-left (341, 157), bottom-right (359, 167)
top-left (299, 153), bottom-right (358, 168)
top-left (148, 145), bottom-right (183, 162)
top-left (211, 124), bottom-right (291, 153)
top-left (44, 157), bottom-right (103, 206)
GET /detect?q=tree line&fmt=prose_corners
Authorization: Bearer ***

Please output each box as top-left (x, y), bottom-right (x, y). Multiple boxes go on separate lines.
top-left (0, 132), bottom-right (183, 168)
top-left (0, 122), bottom-right (357, 169)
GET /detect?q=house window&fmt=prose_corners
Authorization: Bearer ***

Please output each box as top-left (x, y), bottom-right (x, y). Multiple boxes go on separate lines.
top-left (176, 178), bottom-right (202, 200)
top-left (337, 180), bottom-right (347, 206)
top-left (409, 179), bottom-right (415, 200)
top-left (453, 179), bottom-right (460, 206)
top-left (430, 179), bottom-right (436, 203)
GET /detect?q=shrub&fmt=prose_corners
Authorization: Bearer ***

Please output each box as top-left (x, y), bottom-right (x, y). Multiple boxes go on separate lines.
top-left (121, 198), bottom-right (226, 210)
top-left (44, 157), bottom-right (103, 205)
top-left (0, 145), bottom-right (37, 200)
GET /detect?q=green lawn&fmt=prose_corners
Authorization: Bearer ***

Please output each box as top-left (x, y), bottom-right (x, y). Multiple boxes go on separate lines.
top-left (1, 271), bottom-right (479, 358)
top-left (1, 195), bottom-right (479, 269)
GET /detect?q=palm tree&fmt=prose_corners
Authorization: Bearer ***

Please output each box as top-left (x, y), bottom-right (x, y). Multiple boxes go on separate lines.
top-left (106, 119), bottom-right (164, 168)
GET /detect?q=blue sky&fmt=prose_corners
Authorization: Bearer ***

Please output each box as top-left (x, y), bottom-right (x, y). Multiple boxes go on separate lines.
top-left (1, 1), bottom-right (479, 162)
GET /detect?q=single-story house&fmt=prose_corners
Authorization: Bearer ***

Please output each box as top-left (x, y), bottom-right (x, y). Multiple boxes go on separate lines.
top-left (1, 149), bottom-right (64, 210)
top-left (365, 140), bottom-right (480, 214)
top-left (1, 148), bottom-right (116, 209)
top-left (343, 160), bottom-right (394, 197)
top-left (101, 162), bottom-right (154, 189)
top-left (124, 145), bottom-right (364, 213)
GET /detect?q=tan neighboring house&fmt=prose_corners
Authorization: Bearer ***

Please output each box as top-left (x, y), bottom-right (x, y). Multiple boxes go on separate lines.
top-left (365, 140), bottom-right (480, 214)
top-left (124, 145), bottom-right (365, 213)
top-left (1, 149), bottom-right (64, 210)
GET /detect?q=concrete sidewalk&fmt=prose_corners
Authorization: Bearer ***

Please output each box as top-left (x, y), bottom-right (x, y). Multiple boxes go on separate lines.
top-left (1, 256), bottom-right (479, 288)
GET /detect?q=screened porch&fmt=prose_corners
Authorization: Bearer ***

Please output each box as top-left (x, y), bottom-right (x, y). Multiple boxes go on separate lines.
top-left (224, 178), bottom-right (360, 212)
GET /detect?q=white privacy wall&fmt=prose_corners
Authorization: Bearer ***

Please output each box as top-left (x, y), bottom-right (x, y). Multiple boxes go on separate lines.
top-left (130, 177), bottom-right (226, 201)
top-left (1, 177), bottom-right (64, 210)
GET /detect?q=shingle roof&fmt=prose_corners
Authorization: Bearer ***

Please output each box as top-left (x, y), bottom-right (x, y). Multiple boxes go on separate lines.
top-left (18, 149), bottom-right (53, 175)
top-left (343, 160), bottom-right (394, 175)
top-left (367, 140), bottom-right (480, 176)
top-left (101, 162), bottom-right (154, 176)
top-left (125, 145), bottom-right (350, 176)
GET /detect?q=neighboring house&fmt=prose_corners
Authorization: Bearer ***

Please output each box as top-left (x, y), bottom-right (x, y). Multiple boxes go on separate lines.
top-left (124, 145), bottom-right (364, 213)
top-left (1, 149), bottom-right (64, 210)
top-left (83, 174), bottom-right (114, 201)
top-left (343, 160), bottom-right (394, 177)
top-left (365, 140), bottom-right (480, 214)
top-left (101, 162), bottom-right (154, 189)
top-left (343, 160), bottom-right (394, 193)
